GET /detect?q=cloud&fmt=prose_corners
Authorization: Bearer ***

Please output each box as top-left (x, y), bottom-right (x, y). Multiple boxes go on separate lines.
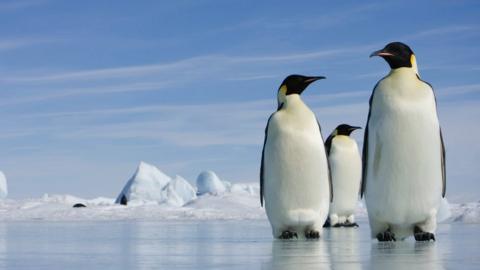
top-left (0, 38), bottom-right (54, 51)
top-left (437, 83), bottom-right (480, 97)
top-left (403, 25), bottom-right (478, 41)
top-left (0, 0), bottom-right (47, 12)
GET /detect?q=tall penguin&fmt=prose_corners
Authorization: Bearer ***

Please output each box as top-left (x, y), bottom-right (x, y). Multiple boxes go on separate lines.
top-left (362, 42), bottom-right (446, 241)
top-left (324, 124), bottom-right (362, 228)
top-left (261, 74), bottom-right (331, 239)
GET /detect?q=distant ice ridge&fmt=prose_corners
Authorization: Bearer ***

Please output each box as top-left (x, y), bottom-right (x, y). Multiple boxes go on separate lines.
top-left (115, 162), bottom-right (256, 207)
top-left (115, 161), bottom-right (197, 207)
top-left (0, 171), bottom-right (7, 199)
top-left (448, 201), bottom-right (480, 223)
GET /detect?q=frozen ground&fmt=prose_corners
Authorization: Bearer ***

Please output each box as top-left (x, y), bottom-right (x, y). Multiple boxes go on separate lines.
top-left (0, 190), bottom-right (479, 269)
top-left (0, 220), bottom-right (479, 269)
top-left (0, 185), bottom-right (478, 223)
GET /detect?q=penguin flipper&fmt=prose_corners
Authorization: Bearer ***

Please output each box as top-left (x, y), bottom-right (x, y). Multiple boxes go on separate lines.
top-left (419, 74), bottom-right (446, 198)
top-left (260, 113), bottom-right (275, 207)
top-left (324, 133), bottom-right (334, 156)
top-left (361, 83), bottom-right (378, 198)
top-left (317, 120), bottom-right (333, 202)
top-left (440, 129), bottom-right (446, 197)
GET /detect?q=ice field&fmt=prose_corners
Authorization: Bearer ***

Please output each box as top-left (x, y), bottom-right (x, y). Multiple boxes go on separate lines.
top-left (0, 220), bottom-right (479, 270)
top-left (0, 165), bottom-right (478, 269)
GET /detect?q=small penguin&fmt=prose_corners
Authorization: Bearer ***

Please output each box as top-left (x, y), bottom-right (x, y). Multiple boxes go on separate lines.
top-left (362, 42), bottom-right (446, 242)
top-left (324, 124), bottom-right (362, 228)
top-left (260, 74), bottom-right (331, 239)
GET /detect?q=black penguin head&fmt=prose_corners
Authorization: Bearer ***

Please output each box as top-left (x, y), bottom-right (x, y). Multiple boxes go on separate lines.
top-left (334, 124), bottom-right (361, 136)
top-left (277, 74), bottom-right (326, 109)
top-left (370, 42), bottom-right (415, 70)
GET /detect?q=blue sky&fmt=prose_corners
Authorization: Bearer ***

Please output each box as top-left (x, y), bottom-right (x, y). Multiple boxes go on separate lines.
top-left (0, 0), bottom-right (479, 201)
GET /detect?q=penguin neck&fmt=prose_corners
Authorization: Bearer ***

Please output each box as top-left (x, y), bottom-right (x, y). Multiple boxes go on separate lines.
top-left (282, 94), bottom-right (308, 112)
top-left (388, 67), bottom-right (418, 78)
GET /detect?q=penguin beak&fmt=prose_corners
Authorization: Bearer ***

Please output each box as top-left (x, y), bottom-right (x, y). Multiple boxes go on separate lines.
top-left (370, 49), bottom-right (394, 58)
top-left (304, 76), bottom-right (326, 84)
top-left (349, 126), bottom-right (362, 132)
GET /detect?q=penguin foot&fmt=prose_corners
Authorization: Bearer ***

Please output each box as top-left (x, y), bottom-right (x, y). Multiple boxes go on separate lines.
top-left (305, 230), bottom-right (320, 239)
top-left (343, 222), bottom-right (359, 228)
top-left (329, 222), bottom-right (359, 228)
top-left (323, 218), bottom-right (331, 228)
top-left (376, 229), bottom-right (396, 242)
top-left (279, 230), bottom-right (298, 240)
top-left (414, 226), bottom-right (435, 242)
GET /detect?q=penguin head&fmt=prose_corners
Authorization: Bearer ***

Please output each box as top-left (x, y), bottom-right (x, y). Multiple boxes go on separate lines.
top-left (370, 42), bottom-right (418, 72)
top-left (333, 124), bottom-right (361, 136)
top-left (277, 74), bottom-right (326, 109)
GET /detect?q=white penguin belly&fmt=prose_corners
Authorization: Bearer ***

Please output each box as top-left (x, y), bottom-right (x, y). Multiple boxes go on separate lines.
top-left (329, 137), bottom-right (361, 217)
top-left (264, 109), bottom-right (330, 232)
top-left (366, 85), bottom-right (442, 227)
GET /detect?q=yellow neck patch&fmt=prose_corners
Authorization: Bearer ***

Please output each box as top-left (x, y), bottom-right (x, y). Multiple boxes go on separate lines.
top-left (277, 85), bottom-right (287, 107)
top-left (410, 54), bottom-right (419, 75)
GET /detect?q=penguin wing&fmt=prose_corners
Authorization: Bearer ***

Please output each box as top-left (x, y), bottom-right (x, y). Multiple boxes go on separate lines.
top-left (317, 121), bottom-right (333, 202)
top-left (324, 134), bottom-right (334, 156)
top-left (260, 113), bottom-right (274, 207)
top-left (418, 75), bottom-right (446, 198)
top-left (360, 84), bottom-right (378, 198)
top-left (440, 129), bottom-right (446, 197)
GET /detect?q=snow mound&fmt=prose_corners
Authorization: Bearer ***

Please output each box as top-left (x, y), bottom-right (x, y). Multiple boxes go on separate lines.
top-left (41, 194), bottom-right (115, 206)
top-left (449, 201), bottom-right (480, 223)
top-left (196, 171), bottom-right (226, 195)
top-left (0, 171), bottom-right (7, 199)
top-left (162, 175), bottom-right (197, 207)
top-left (228, 182), bottom-right (258, 196)
top-left (115, 161), bottom-right (172, 204)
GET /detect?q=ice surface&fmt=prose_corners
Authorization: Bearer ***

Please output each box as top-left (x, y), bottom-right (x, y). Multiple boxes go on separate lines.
top-left (0, 220), bottom-right (478, 269)
top-left (196, 170), bottom-right (226, 195)
top-left (0, 171), bottom-right (7, 199)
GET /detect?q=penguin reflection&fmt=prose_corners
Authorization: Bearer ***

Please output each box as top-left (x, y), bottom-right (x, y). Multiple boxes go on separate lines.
top-left (369, 242), bottom-right (445, 270)
top-left (264, 240), bottom-right (330, 270)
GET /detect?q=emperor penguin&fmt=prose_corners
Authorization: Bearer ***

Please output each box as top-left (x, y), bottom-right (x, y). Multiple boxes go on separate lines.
top-left (260, 74), bottom-right (332, 239)
top-left (324, 124), bottom-right (362, 228)
top-left (362, 42), bottom-right (446, 241)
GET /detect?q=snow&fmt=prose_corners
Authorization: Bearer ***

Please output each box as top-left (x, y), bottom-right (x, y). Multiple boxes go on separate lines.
top-left (448, 201), bottom-right (480, 223)
top-left (0, 184), bottom-right (478, 223)
top-left (0, 162), bottom-right (478, 224)
top-left (0, 171), bottom-right (7, 199)
top-left (196, 171), bottom-right (226, 195)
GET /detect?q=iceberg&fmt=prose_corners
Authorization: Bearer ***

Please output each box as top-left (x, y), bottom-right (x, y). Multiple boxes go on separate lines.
top-left (162, 175), bottom-right (197, 207)
top-left (196, 171), bottom-right (226, 195)
top-left (115, 162), bottom-right (171, 205)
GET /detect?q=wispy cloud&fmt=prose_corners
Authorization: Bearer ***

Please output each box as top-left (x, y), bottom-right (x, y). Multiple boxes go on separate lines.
top-left (403, 25), bottom-right (478, 41)
top-left (205, 3), bottom-right (387, 35)
top-left (437, 83), bottom-right (480, 96)
top-left (0, 0), bottom-right (47, 12)
top-left (0, 38), bottom-right (54, 51)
